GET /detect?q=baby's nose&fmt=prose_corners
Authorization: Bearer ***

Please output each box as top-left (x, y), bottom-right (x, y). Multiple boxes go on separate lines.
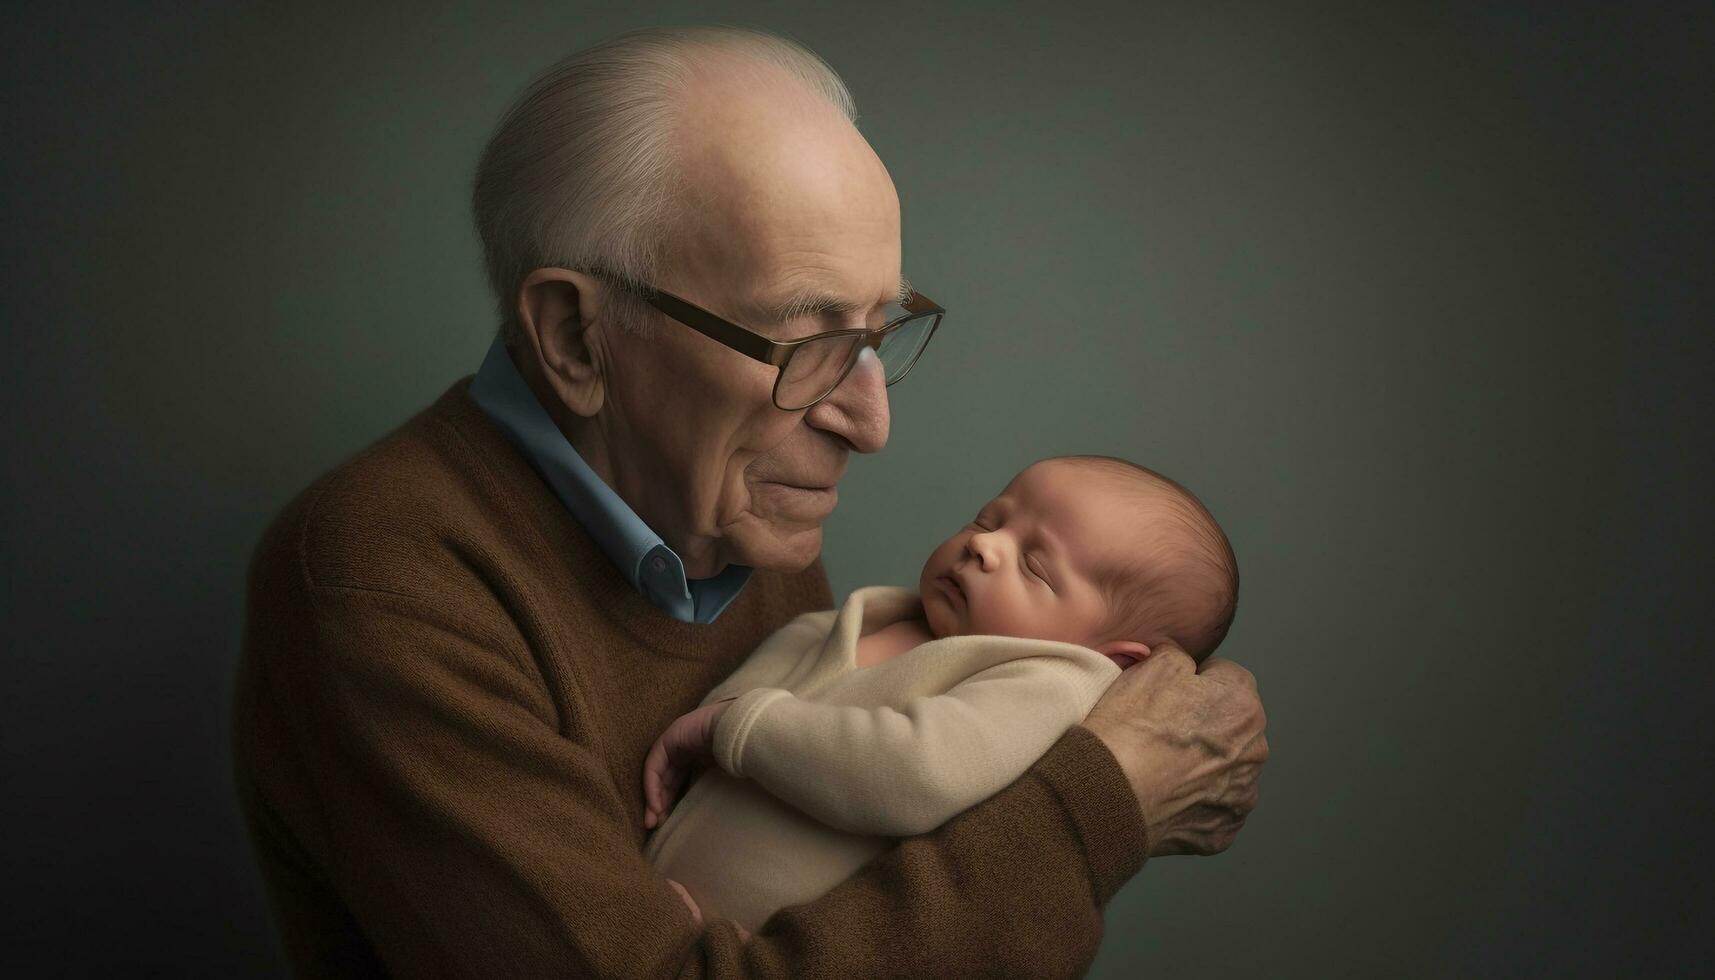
top-left (965, 534), bottom-right (997, 571)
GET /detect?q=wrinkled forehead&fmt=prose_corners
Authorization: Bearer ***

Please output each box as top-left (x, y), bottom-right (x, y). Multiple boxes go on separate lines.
top-left (670, 70), bottom-right (902, 319)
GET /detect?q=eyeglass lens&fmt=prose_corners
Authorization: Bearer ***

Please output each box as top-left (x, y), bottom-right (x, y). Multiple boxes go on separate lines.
top-left (775, 309), bottom-right (939, 410)
top-left (874, 312), bottom-right (937, 383)
top-left (777, 333), bottom-right (864, 409)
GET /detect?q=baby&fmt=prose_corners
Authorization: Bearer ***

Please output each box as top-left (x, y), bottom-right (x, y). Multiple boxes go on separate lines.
top-left (639, 454), bottom-right (1239, 934)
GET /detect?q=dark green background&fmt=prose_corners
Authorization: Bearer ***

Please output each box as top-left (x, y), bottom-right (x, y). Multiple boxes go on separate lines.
top-left (4, 2), bottom-right (1710, 975)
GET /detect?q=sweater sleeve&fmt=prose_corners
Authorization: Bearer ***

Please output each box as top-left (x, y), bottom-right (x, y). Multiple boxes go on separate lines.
top-left (238, 580), bottom-right (1147, 979)
top-left (713, 654), bottom-right (1117, 836)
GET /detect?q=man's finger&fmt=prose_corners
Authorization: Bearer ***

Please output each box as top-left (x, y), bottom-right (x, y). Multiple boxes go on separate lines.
top-left (667, 879), bottom-right (702, 925)
top-left (1135, 641), bottom-right (1194, 679)
top-left (1241, 730), bottom-right (1270, 765)
top-left (1197, 656), bottom-right (1258, 691)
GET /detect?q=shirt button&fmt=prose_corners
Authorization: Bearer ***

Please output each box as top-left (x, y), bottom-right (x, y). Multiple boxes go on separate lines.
top-left (651, 556), bottom-right (668, 573)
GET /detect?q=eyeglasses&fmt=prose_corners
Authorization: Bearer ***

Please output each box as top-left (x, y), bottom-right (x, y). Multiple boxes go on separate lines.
top-left (605, 276), bottom-right (945, 411)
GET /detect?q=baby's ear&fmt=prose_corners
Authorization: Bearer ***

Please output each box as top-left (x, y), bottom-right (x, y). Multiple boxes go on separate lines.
top-left (1094, 639), bottom-right (1152, 669)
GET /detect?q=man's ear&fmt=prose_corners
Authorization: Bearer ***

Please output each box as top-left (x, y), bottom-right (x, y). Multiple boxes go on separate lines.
top-left (1094, 639), bottom-right (1152, 669)
top-left (516, 268), bottom-right (611, 418)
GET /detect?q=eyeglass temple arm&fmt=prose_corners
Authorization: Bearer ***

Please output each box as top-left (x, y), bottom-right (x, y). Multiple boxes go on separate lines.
top-left (644, 284), bottom-right (943, 362)
top-left (636, 287), bottom-right (785, 366)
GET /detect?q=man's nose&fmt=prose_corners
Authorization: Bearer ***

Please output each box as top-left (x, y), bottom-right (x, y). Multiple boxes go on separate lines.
top-left (805, 347), bottom-right (890, 453)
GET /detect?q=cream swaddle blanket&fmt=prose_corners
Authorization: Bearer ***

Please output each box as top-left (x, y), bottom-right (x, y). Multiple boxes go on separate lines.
top-left (642, 585), bottom-right (1119, 932)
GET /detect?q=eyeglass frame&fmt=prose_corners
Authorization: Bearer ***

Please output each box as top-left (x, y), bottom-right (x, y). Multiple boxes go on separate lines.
top-left (594, 273), bottom-right (946, 411)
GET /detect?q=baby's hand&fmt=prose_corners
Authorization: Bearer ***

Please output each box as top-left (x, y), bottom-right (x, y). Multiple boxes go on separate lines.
top-left (642, 699), bottom-right (734, 829)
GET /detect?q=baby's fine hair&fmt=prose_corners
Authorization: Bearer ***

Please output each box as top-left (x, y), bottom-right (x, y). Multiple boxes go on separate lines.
top-left (1052, 455), bottom-right (1239, 661)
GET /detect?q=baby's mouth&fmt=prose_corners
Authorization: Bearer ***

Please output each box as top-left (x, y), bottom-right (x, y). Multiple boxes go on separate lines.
top-left (936, 574), bottom-right (966, 607)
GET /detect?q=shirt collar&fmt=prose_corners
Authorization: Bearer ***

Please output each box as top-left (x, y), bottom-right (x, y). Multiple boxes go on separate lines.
top-left (467, 336), bottom-right (752, 624)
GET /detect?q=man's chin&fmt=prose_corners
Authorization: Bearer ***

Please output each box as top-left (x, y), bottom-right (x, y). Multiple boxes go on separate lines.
top-left (728, 524), bottom-right (824, 573)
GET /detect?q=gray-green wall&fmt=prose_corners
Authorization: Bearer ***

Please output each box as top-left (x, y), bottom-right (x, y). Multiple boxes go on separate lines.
top-left (4, 2), bottom-right (1709, 975)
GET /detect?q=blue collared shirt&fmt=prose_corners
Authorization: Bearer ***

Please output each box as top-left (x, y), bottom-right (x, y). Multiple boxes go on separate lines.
top-left (468, 336), bottom-right (752, 624)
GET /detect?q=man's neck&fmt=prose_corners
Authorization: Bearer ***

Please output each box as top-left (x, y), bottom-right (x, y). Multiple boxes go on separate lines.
top-left (513, 344), bottom-right (727, 578)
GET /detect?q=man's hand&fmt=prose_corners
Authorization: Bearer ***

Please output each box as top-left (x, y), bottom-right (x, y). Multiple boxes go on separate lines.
top-left (666, 878), bottom-right (703, 925)
top-left (1082, 642), bottom-right (1268, 856)
top-left (668, 879), bottom-right (754, 942)
top-left (642, 699), bottom-right (733, 829)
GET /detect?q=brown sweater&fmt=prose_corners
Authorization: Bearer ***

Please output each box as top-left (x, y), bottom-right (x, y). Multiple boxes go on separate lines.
top-left (232, 376), bottom-right (1149, 978)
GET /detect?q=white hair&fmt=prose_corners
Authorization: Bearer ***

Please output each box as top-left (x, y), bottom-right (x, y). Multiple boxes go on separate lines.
top-left (471, 26), bottom-right (857, 350)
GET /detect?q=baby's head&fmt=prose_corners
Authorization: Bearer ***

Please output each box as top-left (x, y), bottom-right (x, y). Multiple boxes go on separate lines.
top-left (916, 455), bottom-right (1238, 665)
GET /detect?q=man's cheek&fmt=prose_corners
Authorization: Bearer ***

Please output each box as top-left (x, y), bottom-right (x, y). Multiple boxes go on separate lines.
top-left (711, 465), bottom-right (753, 530)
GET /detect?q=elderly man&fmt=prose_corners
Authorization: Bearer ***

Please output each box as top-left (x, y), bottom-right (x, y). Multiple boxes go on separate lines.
top-left (233, 26), bottom-right (1266, 978)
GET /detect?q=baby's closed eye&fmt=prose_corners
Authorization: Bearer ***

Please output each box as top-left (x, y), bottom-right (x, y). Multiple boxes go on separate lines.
top-left (1025, 555), bottom-right (1053, 589)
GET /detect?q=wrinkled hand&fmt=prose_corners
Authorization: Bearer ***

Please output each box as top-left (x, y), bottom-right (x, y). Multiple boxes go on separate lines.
top-left (1082, 641), bottom-right (1268, 856)
top-left (643, 699), bottom-right (733, 830)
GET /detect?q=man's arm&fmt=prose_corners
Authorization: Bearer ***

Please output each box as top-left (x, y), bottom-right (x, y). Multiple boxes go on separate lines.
top-left (709, 653), bottom-right (1117, 836)
top-left (237, 580), bottom-right (1146, 978)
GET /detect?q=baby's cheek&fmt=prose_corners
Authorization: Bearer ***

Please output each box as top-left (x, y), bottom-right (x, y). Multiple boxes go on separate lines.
top-left (923, 596), bottom-right (952, 637)
top-left (972, 597), bottom-right (1017, 637)
top-left (993, 594), bottom-right (1048, 640)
